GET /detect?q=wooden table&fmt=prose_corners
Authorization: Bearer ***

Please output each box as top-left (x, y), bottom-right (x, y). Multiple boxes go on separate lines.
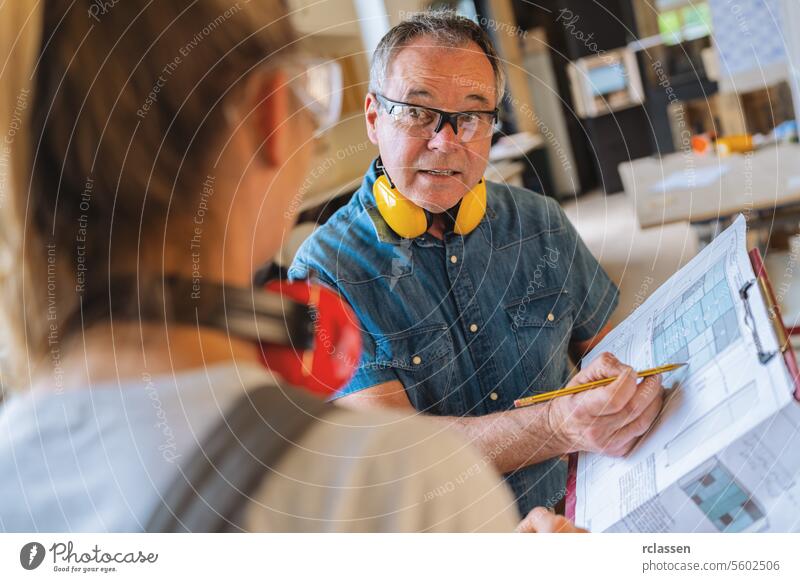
top-left (618, 143), bottom-right (800, 229)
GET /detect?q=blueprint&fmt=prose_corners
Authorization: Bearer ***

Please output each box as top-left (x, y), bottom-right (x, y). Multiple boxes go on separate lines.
top-left (575, 215), bottom-right (800, 532)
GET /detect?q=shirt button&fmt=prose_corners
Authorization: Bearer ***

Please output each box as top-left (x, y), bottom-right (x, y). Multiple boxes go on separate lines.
top-left (469, 323), bottom-right (478, 333)
top-left (450, 255), bottom-right (458, 264)
top-left (547, 312), bottom-right (555, 322)
top-left (490, 392), bottom-right (499, 401)
top-left (412, 355), bottom-right (422, 365)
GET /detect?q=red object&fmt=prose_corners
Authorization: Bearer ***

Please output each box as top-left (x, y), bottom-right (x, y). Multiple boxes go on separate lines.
top-left (748, 248), bottom-right (800, 400)
top-left (259, 280), bottom-right (362, 397)
top-left (565, 453), bottom-right (578, 521)
top-left (691, 133), bottom-right (712, 154)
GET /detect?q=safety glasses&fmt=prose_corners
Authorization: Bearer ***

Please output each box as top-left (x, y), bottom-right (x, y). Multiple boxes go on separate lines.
top-left (287, 58), bottom-right (343, 137)
top-left (374, 93), bottom-right (498, 143)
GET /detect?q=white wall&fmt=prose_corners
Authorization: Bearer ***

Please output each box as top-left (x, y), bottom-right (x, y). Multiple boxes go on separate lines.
top-left (780, 0), bottom-right (800, 120)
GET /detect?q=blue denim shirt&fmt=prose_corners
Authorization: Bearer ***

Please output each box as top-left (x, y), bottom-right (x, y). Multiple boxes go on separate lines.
top-left (289, 160), bottom-right (619, 516)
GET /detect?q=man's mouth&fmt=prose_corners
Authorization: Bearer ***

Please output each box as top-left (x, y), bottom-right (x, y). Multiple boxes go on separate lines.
top-left (420, 168), bottom-right (460, 176)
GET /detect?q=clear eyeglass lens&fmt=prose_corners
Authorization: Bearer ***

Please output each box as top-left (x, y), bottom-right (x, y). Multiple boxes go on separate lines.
top-left (457, 113), bottom-right (493, 140)
top-left (392, 106), bottom-right (437, 130)
top-left (389, 105), bottom-right (493, 142)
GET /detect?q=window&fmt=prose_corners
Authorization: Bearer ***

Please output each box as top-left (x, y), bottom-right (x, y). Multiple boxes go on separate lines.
top-left (657, 1), bottom-right (712, 45)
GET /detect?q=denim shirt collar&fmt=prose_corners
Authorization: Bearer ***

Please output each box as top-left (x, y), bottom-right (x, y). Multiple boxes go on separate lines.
top-left (356, 157), bottom-right (496, 247)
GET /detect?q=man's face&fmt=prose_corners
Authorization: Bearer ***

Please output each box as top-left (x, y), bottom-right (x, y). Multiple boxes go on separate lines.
top-left (365, 37), bottom-right (497, 213)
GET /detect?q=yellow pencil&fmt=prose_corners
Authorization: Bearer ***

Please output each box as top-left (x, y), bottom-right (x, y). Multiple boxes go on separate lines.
top-left (512, 362), bottom-right (687, 408)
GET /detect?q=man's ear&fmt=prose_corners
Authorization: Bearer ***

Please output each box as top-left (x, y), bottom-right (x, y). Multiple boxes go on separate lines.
top-left (250, 71), bottom-right (290, 168)
top-left (364, 92), bottom-right (379, 145)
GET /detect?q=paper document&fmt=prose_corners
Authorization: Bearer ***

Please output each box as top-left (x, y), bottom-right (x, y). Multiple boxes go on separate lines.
top-left (649, 164), bottom-right (729, 194)
top-left (575, 215), bottom-right (800, 532)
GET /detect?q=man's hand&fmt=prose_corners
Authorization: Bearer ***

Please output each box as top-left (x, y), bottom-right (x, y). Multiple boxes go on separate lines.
top-left (516, 507), bottom-right (588, 533)
top-left (547, 352), bottom-right (664, 457)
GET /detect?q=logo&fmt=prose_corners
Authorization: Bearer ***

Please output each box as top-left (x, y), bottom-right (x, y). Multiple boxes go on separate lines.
top-left (20, 542), bottom-right (46, 570)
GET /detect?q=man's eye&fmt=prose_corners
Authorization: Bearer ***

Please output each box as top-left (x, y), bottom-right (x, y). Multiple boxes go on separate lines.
top-left (460, 113), bottom-right (480, 126)
top-left (406, 107), bottom-right (433, 123)
top-left (463, 113), bottom-right (492, 125)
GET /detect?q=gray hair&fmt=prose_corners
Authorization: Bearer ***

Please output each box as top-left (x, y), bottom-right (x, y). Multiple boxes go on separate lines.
top-left (369, 9), bottom-right (506, 103)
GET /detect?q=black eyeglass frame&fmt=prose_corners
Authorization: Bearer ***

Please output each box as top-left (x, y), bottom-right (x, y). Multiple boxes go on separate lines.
top-left (373, 93), bottom-right (499, 140)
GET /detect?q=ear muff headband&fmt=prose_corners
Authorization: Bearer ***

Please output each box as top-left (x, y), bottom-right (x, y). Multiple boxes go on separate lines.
top-left (372, 168), bottom-right (487, 239)
top-left (63, 275), bottom-right (361, 398)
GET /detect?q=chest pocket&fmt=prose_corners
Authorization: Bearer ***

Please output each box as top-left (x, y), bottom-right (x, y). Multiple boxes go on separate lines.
top-left (373, 325), bottom-right (460, 415)
top-left (504, 288), bottom-right (574, 395)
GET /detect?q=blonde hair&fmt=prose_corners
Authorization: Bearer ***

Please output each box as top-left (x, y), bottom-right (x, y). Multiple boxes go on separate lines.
top-left (0, 1), bottom-right (297, 388)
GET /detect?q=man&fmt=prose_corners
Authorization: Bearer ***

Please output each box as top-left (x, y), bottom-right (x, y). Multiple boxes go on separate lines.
top-left (289, 10), bottom-right (663, 516)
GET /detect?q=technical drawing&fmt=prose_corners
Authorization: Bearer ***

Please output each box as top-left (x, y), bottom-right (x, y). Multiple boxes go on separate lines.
top-left (679, 457), bottom-right (767, 532)
top-left (664, 381), bottom-right (757, 466)
top-left (652, 260), bottom-right (740, 382)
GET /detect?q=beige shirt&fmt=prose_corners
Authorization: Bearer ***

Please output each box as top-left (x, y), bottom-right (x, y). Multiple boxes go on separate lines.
top-left (0, 362), bottom-right (519, 532)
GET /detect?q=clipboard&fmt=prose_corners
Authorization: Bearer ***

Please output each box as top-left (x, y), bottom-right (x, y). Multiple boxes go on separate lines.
top-left (564, 247), bottom-right (800, 522)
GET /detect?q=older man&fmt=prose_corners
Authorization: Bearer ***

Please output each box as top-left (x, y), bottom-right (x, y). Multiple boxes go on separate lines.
top-left (289, 11), bottom-right (663, 516)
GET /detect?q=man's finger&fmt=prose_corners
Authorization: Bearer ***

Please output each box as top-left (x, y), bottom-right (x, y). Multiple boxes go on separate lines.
top-left (607, 388), bottom-right (664, 452)
top-left (569, 352), bottom-right (625, 384)
top-left (516, 506), bottom-right (552, 533)
top-left (574, 365), bottom-right (637, 417)
top-left (602, 375), bottom-right (663, 428)
top-left (516, 507), bottom-right (588, 533)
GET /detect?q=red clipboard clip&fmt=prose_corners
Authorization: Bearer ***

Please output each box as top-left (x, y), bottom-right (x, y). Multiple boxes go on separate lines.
top-left (748, 248), bottom-right (800, 401)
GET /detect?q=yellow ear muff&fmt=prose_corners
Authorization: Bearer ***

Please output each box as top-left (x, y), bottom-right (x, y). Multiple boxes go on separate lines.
top-left (373, 174), bottom-right (487, 239)
top-left (453, 178), bottom-right (486, 235)
top-left (373, 174), bottom-right (429, 239)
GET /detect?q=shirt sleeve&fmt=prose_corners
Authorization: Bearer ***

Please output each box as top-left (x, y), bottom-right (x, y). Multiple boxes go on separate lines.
top-left (289, 242), bottom-right (400, 399)
top-left (242, 408), bottom-right (520, 532)
top-left (555, 203), bottom-right (620, 342)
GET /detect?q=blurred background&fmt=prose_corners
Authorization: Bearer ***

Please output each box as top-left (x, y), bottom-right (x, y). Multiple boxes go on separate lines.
top-left (278, 0), bottom-right (800, 338)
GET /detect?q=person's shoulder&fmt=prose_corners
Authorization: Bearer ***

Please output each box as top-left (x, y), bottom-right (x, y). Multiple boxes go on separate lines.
top-left (289, 193), bottom-right (372, 278)
top-left (244, 405), bottom-right (518, 532)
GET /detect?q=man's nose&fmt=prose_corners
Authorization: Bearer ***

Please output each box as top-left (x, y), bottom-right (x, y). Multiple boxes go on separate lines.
top-left (427, 121), bottom-right (461, 152)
